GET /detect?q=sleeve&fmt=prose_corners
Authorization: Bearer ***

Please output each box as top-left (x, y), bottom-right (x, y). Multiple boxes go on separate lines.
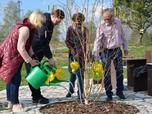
top-left (122, 30), bottom-right (128, 51)
top-left (37, 26), bottom-right (53, 59)
top-left (65, 27), bottom-right (74, 50)
top-left (84, 28), bottom-right (89, 53)
top-left (119, 21), bottom-right (128, 51)
top-left (43, 45), bottom-right (52, 59)
top-left (17, 26), bottom-right (32, 63)
top-left (93, 26), bottom-right (104, 59)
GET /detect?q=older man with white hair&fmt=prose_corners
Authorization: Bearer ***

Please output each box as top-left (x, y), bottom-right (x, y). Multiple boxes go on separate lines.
top-left (93, 8), bottom-right (128, 101)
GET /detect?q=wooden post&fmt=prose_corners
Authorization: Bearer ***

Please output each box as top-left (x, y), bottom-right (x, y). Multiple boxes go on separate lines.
top-left (145, 51), bottom-right (152, 63)
top-left (111, 60), bottom-right (117, 90)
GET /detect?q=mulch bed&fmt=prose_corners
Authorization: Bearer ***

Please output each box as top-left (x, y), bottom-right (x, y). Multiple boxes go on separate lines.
top-left (40, 101), bottom-right (139, 114)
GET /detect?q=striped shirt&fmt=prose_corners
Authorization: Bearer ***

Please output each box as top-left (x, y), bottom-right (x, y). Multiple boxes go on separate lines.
top-left (94, 18), bottom-right (128, 58)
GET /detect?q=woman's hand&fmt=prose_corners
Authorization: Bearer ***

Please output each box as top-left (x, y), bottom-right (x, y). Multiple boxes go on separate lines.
top-left (29, 59), bottom-right (38, 66)
top-left (124, 50), bottom-right (128, 57)
top-left (71, 49), bottom-right (75, 55)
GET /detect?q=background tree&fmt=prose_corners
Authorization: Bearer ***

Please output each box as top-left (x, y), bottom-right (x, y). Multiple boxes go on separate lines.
top-left (51, 25), bottom-right (61, 42)
top-left (113, 0), bottom-right (152, 45)
top-left (23, 10), bottom-right (33, 18)
top-left (86, 21), bottom-right (96, 44)
top-left (0, 3), bottom-right (3, 41)
top-left (0, 0), bottom-right (19, 42)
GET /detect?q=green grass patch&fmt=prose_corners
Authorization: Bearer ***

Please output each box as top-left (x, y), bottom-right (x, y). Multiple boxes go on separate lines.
top-left (123, 67), bottom-right (127, 78)
top-left (54, 47), bottom-right (68, 53)
top-left (0, 80), bottom-right (6, 90)
top-left (128, 45), bottom-right (152, 58)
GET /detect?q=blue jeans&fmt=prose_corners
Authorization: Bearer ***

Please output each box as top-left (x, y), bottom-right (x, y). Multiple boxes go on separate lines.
top-left (6, 64), bottom-right (22, 104)
top-left (103, 48), bottom-right (124, 97)
top-left (68, 56), bottom-right (84, 97)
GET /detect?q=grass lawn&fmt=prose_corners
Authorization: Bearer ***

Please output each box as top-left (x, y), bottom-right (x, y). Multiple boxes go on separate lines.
top-left (128, 45), bottom-right (152, 59)
top-left (0, 45), bottom-right (151, 91)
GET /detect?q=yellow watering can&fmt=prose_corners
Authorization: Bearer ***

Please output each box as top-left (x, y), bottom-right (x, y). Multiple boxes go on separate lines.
top-left (91, 62), bottom-right (104, 80)
top-left (70, 61), bottom-right (80, 73)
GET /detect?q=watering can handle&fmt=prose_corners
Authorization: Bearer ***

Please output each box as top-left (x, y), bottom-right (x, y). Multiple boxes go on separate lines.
top-left (41, 60), bottom-right (57, 74)
top-left (71, 55), bottom-right (78, 62)
top-left (30, 60), bottom-right (48, 71)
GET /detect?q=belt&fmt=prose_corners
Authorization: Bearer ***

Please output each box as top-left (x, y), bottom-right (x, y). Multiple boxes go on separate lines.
top-left (104, 47), bottom-right (120, 52)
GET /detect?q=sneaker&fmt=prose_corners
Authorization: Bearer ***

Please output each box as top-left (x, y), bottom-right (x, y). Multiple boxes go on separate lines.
top-left (116, 92), bottom-right (126, 99)
top-left (106, 96), bottom-right (113, 102)
top-left (33, 97), bottom-right (49, 104)
top-left (12, 104), bottom-right (24, 112)
top-left (7, 101), bottom-right (13, 109)
top-left (66, 92), bottom-right (72, 97)
top-left (0, 103), bottom-right (8, 110)
top-left (2, 101), bottom-right (12, 109)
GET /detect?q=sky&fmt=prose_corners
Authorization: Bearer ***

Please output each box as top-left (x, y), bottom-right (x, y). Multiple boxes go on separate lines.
top-left (0, 0), bottom-right (112, 23)
top-left (0, 0), bottom-right (113, 40)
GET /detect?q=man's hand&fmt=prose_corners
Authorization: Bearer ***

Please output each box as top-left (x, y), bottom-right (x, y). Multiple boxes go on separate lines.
top-left (48, 58), bottom-right (56, 67)
top-left (124, 50), bottom-right (128, 57)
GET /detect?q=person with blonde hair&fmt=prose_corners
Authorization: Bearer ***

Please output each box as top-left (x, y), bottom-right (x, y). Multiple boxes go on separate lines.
top-left (0, 11), bottom-right (45, 112)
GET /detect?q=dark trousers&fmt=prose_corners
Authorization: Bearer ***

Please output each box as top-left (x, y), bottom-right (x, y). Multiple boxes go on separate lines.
top-left (6, 65), bottom-right (22, 104)
top-left (103, 48), bottom-right (124, 97)
top-left (25, 63), bottom-right (43, 100)
top-left (68, 56), bottom-right (84, 97)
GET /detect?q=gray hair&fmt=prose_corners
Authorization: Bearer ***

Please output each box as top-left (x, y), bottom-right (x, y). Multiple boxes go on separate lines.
top-left (102, 8), bottom-right (114, 16)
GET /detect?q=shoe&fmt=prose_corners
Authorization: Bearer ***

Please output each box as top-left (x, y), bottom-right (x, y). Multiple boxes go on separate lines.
top-left (116, 92), bottom-right (126, 99)
top-left (106, 96), bottom-right (113, 102)
top-left (2, 101), bottom-right (12, 109)
top-left (0, 103), bottom-right (8, 110)
top-left (12, 104), bottom-right (24, 112)
top-left (7, 101), bottom-right (13, 109)
top-left (33, 97), bottom-right (49, 104)
top-left (66, 92), bottom-right (72, 97)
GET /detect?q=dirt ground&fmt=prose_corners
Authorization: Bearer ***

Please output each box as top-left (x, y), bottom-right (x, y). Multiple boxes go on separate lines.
top-left (40, 101), bottom-right (139, 114)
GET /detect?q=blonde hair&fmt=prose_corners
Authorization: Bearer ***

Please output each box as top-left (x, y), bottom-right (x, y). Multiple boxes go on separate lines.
top-left (29, 11), bottom-right (46, 28)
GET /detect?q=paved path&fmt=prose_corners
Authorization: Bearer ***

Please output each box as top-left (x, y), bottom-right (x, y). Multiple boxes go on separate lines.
top-left (0, 82), bottom-right (152, 114)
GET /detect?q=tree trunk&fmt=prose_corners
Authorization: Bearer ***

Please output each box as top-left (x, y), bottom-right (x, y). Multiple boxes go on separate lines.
top-left (137, 34), bottom-right (143, 46)
top-left (84, 65), bottom-right (91, 105)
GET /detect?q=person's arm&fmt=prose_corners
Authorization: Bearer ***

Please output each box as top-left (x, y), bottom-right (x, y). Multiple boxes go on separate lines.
top-left (17, 27), bottom-right (37, 66)
top-left (121, 30), bottom-right (128, 56)
top-left (37, 27), bottom-right (53, 59)
top-left (37, 26), bottom-right (55, 66)
top-left (84, 27), bottom-right (89, 53)
top-left (119, 20), bottom-right (128, 56)
top-left (93, 26), bottom-right (103, 60)
top-left (65, 27), bottom-right (75, 55)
